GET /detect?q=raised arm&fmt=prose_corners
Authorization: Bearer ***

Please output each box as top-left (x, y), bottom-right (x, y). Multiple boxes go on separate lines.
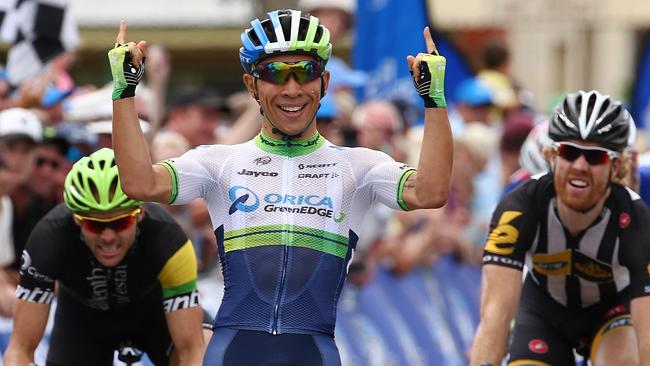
top-left (3, 300), bottom-right (50, 366)
top-left (469, 265), bottom-right (523, 366)
top-left (402, 27), bottom-right (453, 210)
top-left (110, 21), bottom-right (172, 203)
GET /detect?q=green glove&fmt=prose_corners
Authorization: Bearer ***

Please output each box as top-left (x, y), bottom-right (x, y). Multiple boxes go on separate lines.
top-left (413, 53), bottom-right (446, 108)
top-left (108, 43), bottom-right (144, 101)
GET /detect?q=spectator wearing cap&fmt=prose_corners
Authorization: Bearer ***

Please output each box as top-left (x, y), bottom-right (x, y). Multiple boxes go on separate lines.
top-left (448, 77), bottom-right (494, 136)
top-left (87, 118), bottom-right (150, 149)
top-left (54, 122), bottom-right (98, 161)
top-left (0, 108), bottom-right (42, 307)
top-left (163, 87), bottom-right (226, 147)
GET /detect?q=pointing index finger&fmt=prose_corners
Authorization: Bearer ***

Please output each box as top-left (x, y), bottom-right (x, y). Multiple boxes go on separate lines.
top-left (423, 26), bottom-right (438, 55)
top-left (115, 20), bottom-right (127, 46)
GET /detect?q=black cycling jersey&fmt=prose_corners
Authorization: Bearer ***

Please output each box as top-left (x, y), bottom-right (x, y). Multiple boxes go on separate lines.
top-left (17, 203), bottom-right (199, 312)
top-left (483, 173), bottom-right (650, 310)
top-left (16, 203), bottom-right (201, 366)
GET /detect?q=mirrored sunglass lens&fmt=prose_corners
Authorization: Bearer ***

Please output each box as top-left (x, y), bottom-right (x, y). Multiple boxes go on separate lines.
top-left (258, 61), bottom-right (320, 84)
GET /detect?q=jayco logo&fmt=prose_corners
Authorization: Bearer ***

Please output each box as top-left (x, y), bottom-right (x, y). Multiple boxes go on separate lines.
top-left (228, 186), bottom-right (260, 214)
top-left (237, 169), bottom-right (278, 177)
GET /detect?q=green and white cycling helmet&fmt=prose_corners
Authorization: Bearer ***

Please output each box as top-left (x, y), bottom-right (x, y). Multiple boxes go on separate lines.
top-left (239, 9), bottom-right (332, 74)
top-left (63, 147), bottom-right (141, 212)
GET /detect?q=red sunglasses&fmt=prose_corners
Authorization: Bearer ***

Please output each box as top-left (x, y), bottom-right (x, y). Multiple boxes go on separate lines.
top-left (75, 208), bottom-right (141, 234)
top-left (552, 142), bottom-right (619, 165)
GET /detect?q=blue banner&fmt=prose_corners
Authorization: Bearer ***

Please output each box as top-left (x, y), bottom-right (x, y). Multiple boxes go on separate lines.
top-left (632, 34), bottom-right (650, 130)
top-left (353, 0), bottom-right (472, 124)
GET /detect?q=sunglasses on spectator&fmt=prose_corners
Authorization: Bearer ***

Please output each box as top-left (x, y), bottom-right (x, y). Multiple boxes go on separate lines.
top-left (36, 156), bottom-right (61, 170)
top-left (552, 142), bottom-right (619, 165)
top-left (252, 60), bottom-right (323, 85)
top-left (74, 208), bottom-right (141, 234)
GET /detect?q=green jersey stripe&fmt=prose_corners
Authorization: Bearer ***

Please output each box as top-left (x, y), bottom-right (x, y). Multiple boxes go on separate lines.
top-left (254, 132), bottom-right (324, 157)
top-left (157, 161), bottom-right (179, 204)
top-left (397, 168), bottom-right (416, 211)
top-left (224, 230), bottom-right (349, 258)
top-left (161, 279), bottom-right (198, 299)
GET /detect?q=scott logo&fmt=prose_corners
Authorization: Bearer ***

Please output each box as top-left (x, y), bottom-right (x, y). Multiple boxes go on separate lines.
top-left (237, 169), bottom-right (278, 177)
top-left (228, 186), bottom-right (260, 214)
top-left (298, 163), bottom-right (337, 170)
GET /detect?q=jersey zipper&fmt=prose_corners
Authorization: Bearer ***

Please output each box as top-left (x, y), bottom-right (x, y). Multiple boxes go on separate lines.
top-left (272, 155), bottom-right (293, 335)
top-left (272, 241), bottom-right (289, 334)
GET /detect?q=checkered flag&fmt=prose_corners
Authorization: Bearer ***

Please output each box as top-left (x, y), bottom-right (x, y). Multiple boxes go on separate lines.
top-left (0, 0), bottom-right (79, 87)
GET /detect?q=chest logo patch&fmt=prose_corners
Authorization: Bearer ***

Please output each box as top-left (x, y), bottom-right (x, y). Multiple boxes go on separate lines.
top-left (619, 212), bottom-right (630, 229)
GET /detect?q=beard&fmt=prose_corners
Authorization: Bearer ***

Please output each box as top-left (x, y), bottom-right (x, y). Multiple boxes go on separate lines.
top-left (554, 172), bottom-right (611, 213)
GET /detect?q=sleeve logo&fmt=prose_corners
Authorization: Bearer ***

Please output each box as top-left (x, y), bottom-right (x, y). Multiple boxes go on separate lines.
top-left (484, 211), bottom-right (523, 255)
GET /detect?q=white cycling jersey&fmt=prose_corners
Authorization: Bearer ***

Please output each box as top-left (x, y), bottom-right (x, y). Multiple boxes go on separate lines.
top-left (159, 132), bottom-right (415, 335)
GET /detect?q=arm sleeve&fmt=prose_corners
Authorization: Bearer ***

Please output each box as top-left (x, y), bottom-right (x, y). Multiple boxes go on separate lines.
top-left (620, 199), bottom-right (650, 299)
top-left (355, 148), bottom-right (416, 211)
top-left (482, 183), bottom-right (538, 271)
top-left (158, 240), bottom-right (200, 312)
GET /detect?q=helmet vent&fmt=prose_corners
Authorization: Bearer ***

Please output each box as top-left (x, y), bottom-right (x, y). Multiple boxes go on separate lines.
top-left (98, 160), bottom-right (106, 170)
top-left (562, 99), bottom-right (571, 118)
top-left (88, 179), bottom-right (100, 204)
top-left (298, 18), bottom-right (309, 41)
top-left (586, 93), bottom-right (597, 118)
top-left (248, 29), bottom-right (261, 47)
top-left (87, 160), bottom-right (94, 170)
top-left (108, 176), bottom-right (119, 203)
top-left (262, 20), bottom-right (277, 43)
top-left (280, 16), bottom-right (292, 42)
top-left (601, 105), bottom-right (621, 127)
top-left (313, 26), bottom-right (323, 43)
top-left (599, 99), bottom-right (610, 117)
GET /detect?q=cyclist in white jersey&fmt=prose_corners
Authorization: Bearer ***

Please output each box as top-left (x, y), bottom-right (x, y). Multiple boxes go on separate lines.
top-left (108, 9), bottom-right (452, 365)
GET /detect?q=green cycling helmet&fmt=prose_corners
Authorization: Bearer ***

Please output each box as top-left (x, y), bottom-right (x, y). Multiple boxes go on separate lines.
top-left (64, 147), bottom-right (141, 212)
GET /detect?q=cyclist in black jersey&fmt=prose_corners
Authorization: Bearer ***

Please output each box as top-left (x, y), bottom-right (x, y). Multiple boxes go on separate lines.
top-left (3, 148), bottom-right (206, 366)
top-left (107, 8), bottom-right (454, 366)
top-left (470, 90), bottom-right (650, 366)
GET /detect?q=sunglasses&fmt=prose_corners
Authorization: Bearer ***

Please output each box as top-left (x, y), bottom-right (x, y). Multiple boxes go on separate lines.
top-left (552, 142), bottom-right (619, 165)
top-left (252, 60), bottom-right (323, 85)
top-left (36, 156), bottom-right (61, 170)
top-left (75, 208), bottom-right (141, 234)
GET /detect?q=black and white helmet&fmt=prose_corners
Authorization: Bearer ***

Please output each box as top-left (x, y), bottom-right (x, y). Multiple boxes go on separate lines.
top-left (549, 90), bottom-right (632, 152)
